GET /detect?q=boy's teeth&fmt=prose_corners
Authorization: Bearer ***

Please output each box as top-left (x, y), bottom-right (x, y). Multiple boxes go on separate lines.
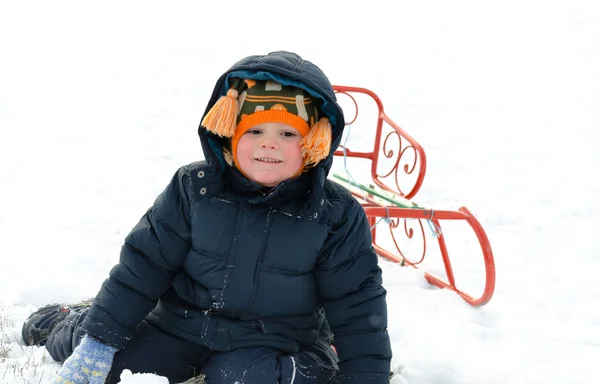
top-left (257, 158), bottom-right (280, 163)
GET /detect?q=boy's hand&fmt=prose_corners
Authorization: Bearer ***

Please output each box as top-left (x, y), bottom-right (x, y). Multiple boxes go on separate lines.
top-left (54, 334), bottom-right (117, 384)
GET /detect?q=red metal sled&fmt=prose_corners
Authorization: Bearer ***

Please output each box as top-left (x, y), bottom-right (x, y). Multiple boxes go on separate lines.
top-left (331, 85), bottom-right (496, 307)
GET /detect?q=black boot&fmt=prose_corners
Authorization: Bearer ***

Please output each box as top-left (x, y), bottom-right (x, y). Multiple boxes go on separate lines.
top-left (21, 300), bottom-right (93, 346)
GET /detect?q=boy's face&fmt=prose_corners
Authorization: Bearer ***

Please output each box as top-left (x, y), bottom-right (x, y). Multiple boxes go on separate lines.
top-left (236, 122), bottom-right (304, 187)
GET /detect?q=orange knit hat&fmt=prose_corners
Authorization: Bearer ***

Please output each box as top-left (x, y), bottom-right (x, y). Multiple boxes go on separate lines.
top-left (201, 78), bottom-right (332, 171)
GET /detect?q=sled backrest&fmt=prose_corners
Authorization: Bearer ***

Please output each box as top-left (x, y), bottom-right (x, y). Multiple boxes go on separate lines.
top-left (332, 85), bottom-right (427, 200)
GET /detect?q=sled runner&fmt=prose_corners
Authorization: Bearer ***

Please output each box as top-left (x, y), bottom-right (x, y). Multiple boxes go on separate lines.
top-left (331, 85), bottom-right (496, 307)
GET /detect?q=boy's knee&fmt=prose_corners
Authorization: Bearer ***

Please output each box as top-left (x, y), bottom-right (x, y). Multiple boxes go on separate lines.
top-left (203, 347), bottom-right (337, 384)
top-left (203, 348), bottom-right (278, 383)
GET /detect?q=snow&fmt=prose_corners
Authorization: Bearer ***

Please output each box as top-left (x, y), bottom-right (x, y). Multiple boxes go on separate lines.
top-left (1, 0), bottom-right (599, 382)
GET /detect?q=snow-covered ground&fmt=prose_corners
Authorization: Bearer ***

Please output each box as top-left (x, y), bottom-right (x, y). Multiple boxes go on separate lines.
top-left (1, 0), bottom-right (599, 383)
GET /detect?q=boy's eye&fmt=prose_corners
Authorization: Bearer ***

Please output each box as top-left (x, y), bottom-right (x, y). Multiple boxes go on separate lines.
top-left (247, 129), bottom-right (262, 135)
top-left (281, 131), bottom-right (297, 137)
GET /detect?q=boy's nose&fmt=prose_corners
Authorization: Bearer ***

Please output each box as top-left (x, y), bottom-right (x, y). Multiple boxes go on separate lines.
top-left (260, 136), bottom-right (278, 149)
top-left (261, 142), bottom-right (276, 149)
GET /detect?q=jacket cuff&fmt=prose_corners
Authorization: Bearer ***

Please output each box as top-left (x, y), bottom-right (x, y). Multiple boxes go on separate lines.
top-left (81, 317), bottom-right (131, 349)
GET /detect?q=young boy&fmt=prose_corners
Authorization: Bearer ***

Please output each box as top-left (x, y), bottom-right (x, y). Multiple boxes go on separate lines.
top-left (23, 51), bottom-right (392, 383)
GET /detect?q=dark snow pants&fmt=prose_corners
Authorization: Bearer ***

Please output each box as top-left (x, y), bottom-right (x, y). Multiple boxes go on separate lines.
top-left (46, 310), bottom-right (339, 383)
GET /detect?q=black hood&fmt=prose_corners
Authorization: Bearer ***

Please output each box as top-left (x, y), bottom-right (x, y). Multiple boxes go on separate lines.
top-left (197, 51), bottom-right (345, 193)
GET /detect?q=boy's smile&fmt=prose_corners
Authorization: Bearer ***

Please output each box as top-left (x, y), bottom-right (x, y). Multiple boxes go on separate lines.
top-left (255, 157), bottom-right (282, 163)
top-left (236, 122), bottom-right (304, 187)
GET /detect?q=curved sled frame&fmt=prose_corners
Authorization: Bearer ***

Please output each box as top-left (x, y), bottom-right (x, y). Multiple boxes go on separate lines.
top-left (332, 85), bottom-right (496, 307)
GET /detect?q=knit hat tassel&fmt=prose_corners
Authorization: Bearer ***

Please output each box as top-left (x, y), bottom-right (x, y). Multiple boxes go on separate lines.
top-left (201, 88), bottom-right (239, 138)
top-left (301, 117), bottom-right (332, 166)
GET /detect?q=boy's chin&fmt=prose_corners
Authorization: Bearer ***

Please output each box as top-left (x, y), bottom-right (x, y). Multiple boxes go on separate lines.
top-left (249, 172), bottom-right (290, 188)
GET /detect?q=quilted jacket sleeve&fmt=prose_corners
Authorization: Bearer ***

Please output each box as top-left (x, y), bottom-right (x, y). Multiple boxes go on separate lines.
top-left (81, 166), bottom-right (193, 348)
top-left (315, 195), bottom-right (392, 384)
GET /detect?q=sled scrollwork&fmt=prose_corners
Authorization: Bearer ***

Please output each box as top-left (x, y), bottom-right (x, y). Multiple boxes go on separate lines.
top-left (332, 85), bottom-right (496, 307)
top-left (333, 85), bottom-right (426, 200)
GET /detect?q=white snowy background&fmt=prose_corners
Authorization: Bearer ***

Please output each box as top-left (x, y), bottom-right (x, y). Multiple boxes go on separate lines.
top-left (1, 0), bottom-right (599, 383)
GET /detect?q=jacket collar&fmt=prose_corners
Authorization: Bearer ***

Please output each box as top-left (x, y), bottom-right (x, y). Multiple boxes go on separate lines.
top-left (224, 165), bottom-right (319, 210)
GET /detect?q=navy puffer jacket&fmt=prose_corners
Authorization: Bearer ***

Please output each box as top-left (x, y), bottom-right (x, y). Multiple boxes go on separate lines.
top-left (82, 51), bottom-right (392, 383)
